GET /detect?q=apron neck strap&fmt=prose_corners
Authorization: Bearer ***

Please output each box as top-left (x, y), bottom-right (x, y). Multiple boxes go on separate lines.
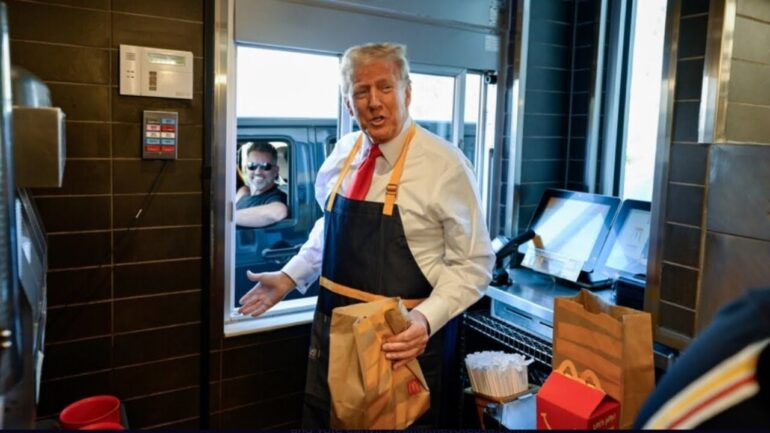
top-left (326, 122), bottom-right (417, 216)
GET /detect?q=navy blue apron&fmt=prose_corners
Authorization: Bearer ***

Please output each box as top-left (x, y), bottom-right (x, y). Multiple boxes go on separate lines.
top-left (301, 124), bottom-right (460, 428)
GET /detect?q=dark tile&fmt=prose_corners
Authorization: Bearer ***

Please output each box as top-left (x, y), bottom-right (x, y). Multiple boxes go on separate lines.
top-left (221, 367), bottom-right (305, 409)
top-left (123, 387), bottom-right (199, 429)
top-left (530, 0), bottom-right (571, 23)
top-left (47, 83), bottom-right (110, 121)
top-left (112, 12), bottom-right (203, 56)
top-left (677, 15), bottom-right (708, 59)
top-left (663, 223), bottom-right (702, 268)
top-left (11, 41), bottom-right (109, 84)
top-left (681, 0), bottom-right (710, 16)
top-left (112, 88), bottom-right (202, 126)
top-left (31, 0), bottom-right (110, 8)
top-left (521, 158), bottom-right (565, 182)
top-left (47, 231), bottom-right (111, 269)
top-left (519, 182), bottom-right (561, 207)
top-left (209, 350), bottom-right (222, 381)
top-left (47, 267), bottom-right (111, 306)
top-left (660, 263), bottom-right (699, 308)
top-left (521, 137), bottom-right (567, 160)
top-left (114, 291), bottom-right (200, 333)
top-left (566, 181), bottom-right (588, 192)
top-left (35, 196), bottom-right (110, 232)
top-left (113, 356), bottom-right (199, 398)
top-left (37, 371), bottom-right (112, 418)
top-left (219, 393), bottom-right (303, 429)
top-left (574, 46), bottom-right (594, 70)
top-left (209, 413), bottom-right (221, 430)
top-left (32, 160), bottom-right (110, 196)
top-left (111, 123), bottom-right (202, 159)
top-left (570, 115), bottom-right (588, 138)
top-left (114, 323), bottom-right (200, 367)
top-left (112, 159), bottom-right (202, 194)
top-left (669, 143), bottom-right (708, 184)
top-left (529, 43), bottom-right (571, 70)
top-left (113, 226), bottom-right (201, 263)
top-left (209, 380), bottom-right (221, 413)
top-left (222, 336), bottom-right (307, 379)
top-left (525, 90), bottom-right (568, 115)
top-left (113, 193), bottom-right (202, 228)
top-left (571, 92), bottom-right (590, 115)
top-left (665, 183), bottom-right (704, 226)
top-left (522, 114), bottom-right (568, 138)
top-left (575, 23), bottom-right (595, 47)
top-left (572, 68), bottom-right (592, 92)
top-left (518, 205), bottom-right (536, 229)
top-left (42, 337), bottom-right (111, 380)
top-left (149, 417), bottom-right (201, 429)
top-left (526, 67), bottom-right (570, 93)
top-left (6, 0), bottom-right (110, 47)
top-left (672, 101), bottom-right (700, 142)
top-left (114, 259), bottom-right (201, 297)
top-left (576, 0), bottom-right (595, 23)
top-left (112, 0), bottom-right (204, 23)
top-left (64, 122), bottom-right (111, 158)
top-left (567, 160), bottom-right (586, 184)
top-left (569, 137), bottom-right (587, 159)
top-left (729, 60), bottom-right (770, 106)
top-left (529, 19), bottom-right (570, 45)
top-left (674, 59), bottom-right (704, 100)
top-left (658, 302), bottom-right (695, 337)
top-left (46, 302), bottom-right (111, 343)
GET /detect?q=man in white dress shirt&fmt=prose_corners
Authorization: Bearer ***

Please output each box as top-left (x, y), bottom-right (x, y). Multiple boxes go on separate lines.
top-left (238, 42), bottom-right (494, 428)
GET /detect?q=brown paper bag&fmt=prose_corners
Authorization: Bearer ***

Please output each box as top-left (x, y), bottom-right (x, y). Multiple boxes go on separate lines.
top-left (552, 289), bottom-right (654, 429)
top-left (328, 297), bottom-right (430, 429)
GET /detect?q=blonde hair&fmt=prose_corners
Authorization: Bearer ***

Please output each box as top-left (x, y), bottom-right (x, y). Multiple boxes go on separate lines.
top-left (340, 42), bottom-right (411, 95)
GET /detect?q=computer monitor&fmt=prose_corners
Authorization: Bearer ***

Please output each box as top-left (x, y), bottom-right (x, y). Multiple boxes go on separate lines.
top-left (596, 199), bottom-right (651, 285)
top-left (520, 189), bottom-right (620, 283)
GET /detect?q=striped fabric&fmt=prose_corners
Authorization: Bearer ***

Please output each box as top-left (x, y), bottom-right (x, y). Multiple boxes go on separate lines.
top-left (644, 338), bottom-right (770, 429)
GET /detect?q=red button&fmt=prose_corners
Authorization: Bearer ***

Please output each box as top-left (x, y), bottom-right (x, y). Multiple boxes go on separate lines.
top-left (145, 145), bottom-right (161, 152)
top-left (161, 145), bottom-right (175, 153)
top-left (161, 125), bottom-right (176, 132)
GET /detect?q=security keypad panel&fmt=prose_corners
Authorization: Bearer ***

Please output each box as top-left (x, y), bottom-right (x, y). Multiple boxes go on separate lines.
top-left (143, 111), bottom-right (178, 160)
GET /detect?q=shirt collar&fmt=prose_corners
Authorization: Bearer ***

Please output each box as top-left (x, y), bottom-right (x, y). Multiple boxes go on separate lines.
top-left (364, 116), bottom-right (412, 167)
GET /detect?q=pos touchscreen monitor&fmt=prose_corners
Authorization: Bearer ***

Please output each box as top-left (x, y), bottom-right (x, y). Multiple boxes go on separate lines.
top-left (596, 199), bottom-right (651, 285)
top-left (519, 189), bottom-right (620, 286)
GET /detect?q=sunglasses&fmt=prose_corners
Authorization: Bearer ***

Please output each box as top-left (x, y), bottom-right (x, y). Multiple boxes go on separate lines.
top-left (246, 161), bottom-right (274, 171)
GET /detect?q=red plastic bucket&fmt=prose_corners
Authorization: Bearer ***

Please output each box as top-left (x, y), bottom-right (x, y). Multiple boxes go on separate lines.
top-left (59, 395), bottom-right (121, 429)
top-left (80, 422), bottom-right (124, 430)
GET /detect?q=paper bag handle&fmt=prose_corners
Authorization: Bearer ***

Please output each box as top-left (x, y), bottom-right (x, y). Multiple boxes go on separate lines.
top-left (555, 360), bottom-right (604, 391)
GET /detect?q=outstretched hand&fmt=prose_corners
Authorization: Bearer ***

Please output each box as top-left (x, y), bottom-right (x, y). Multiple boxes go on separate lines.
top-left (238, 271), bottom-right (296, 317)
top-left (381, 310), bottom-right (431, 370)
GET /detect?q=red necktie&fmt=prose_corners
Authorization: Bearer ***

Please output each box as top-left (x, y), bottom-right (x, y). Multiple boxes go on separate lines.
top-left (347, 144), bottom-right (382, 200)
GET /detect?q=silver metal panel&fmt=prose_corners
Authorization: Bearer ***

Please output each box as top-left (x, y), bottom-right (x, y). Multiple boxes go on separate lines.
top-left (212, 0), bottom-right (237, 332)
top-left (724, 103), bottom-right (770, 144)
top-left (583, 0), bottom-right (609, 193)
top-left (698, 0), bottom-right (735, 144)
top-left (646, 0), bottom-right (684, 350)
top-left (727, 60), bottom-right (770, 107)
top-left (234, 0), bottom-right (500, 71)
top-left (600, 0), bottom-right (629, 195)
top-left (706, 144), bottom-right (770, 240)
top-left (732, 15), bottom-right (770, 65)
top-left (336, 0), bottom-right (501, 29)
top-left (698, 231), bottom-right (770, 332)
top-left (504, 0), bottom-right (529, 236)
top-left (737, 0), bottom-right (770, 22)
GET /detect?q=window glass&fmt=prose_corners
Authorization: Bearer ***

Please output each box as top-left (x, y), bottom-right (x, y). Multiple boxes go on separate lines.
top-left (230, 46), bottom-right (340, 323)
top-left (623, 0), bottom-right (667, 200)
top-left (409, 73), bottom-right (455, 141)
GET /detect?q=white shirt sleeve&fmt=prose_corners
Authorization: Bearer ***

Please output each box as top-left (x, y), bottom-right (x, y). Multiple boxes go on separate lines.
top-left (281, 134), bottom-right (355, 293)
top-left (413, 160), bottom-right (495, 335)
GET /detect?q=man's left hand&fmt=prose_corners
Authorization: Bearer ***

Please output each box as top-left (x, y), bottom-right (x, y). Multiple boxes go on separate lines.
top-left (381, 310), bottom-right (430, 370)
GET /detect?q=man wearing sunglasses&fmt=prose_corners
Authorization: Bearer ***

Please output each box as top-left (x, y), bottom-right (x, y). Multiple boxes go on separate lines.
top-left (234, 141), bottom-right (288, 227)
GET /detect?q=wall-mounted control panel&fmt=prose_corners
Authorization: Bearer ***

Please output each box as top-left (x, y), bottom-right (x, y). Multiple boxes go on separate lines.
top-left (120, 45), bottom-right (193, 99)
top-left (142, 111), bottom-right (178, 160)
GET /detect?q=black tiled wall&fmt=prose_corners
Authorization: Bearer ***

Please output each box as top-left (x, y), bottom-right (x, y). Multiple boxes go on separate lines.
top-left (8, 0), bottom-right (207, 428)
